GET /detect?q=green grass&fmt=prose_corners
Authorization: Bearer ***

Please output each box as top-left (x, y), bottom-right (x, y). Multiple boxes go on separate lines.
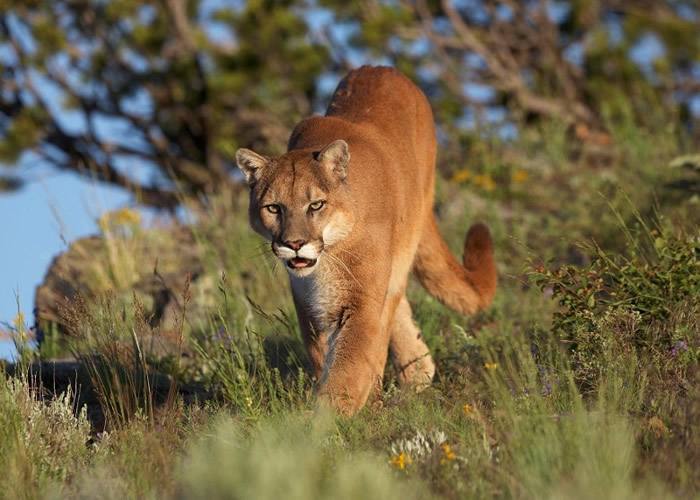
top-left (1, 118), bottom-right (699, 499)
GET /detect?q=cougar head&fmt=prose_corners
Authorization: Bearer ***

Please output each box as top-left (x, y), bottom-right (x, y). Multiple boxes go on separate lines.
top-left (236, 140), bottom-right (355, 277)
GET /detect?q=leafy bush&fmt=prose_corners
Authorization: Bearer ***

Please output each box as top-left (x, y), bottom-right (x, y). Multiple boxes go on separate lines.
top-left (532, 223), bottom-right (699, 393)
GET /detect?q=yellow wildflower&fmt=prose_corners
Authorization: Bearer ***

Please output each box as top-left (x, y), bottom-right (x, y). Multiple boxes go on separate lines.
top-left (511, 169), bottom-right (528, 184)
top-left (484, 362), bottom-right (498, 370)
top-left (472, 174), bottom-right (496, 192)
top-left (440, 442), bottom-right (457, 464)
top-left (99, 207), bottom-right (142, 231)
top-left (451, 168), bottom-right (471, 184)
top-left (462, 403), bottom-right (474, 417)
top-left (389, 452), bottom-right (412, 470)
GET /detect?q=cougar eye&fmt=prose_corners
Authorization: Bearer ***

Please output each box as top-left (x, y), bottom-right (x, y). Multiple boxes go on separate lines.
top-left (264, 204), bottom-right (280, 214)
top-left (309, 200), bottom-right (325, 211)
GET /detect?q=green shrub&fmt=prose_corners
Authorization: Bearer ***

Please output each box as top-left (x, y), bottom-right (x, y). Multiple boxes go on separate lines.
top-left (532, 224), bottom-right (699, 393)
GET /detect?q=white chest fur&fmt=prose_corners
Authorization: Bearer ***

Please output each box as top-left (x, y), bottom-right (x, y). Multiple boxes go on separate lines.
top-left (290, 267), bottom-right (346, 384)
top-left (290, 270), bottom-right (333, 330)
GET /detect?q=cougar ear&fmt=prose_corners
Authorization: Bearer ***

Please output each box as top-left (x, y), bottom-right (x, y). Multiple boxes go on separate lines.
top-left (235, 148), bottom-right (269, 185)
top-left (316, 140), bottom-right (349, 181)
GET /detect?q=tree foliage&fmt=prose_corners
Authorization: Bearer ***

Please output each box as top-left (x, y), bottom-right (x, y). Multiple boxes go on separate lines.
top-left (325, 0), bottom-right (699, 143)
top-left (0, 0), bottom-right (328, 205)
top-left (1, 0), bottom-right (698, 205)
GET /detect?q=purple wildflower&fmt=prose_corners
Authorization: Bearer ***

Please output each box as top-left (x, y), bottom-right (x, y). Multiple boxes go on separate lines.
top-left (670, 340), bottom-right (688, 356)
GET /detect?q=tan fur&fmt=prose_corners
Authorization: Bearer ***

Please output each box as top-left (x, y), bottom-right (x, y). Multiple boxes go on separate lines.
top-left (236, 66), bottom-right (497, 415)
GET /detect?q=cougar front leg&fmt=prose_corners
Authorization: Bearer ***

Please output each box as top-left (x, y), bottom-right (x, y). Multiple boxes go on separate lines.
top-left (390, 296), bottom-right (435, 390)
top-left (316, 306), bottom-right (390, 415)
top-left (303, 327), bottom-right (328, 382)
top-left (294, 305), bottom-right (328, 382)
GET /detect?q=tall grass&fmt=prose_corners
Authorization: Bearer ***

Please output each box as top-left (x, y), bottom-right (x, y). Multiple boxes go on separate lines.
top-left (192, 298), bottom-right (312, 418)
top-left (63, 293), bottom-right (182, 429)
top-left (0, 371), bottom-right (91, 499)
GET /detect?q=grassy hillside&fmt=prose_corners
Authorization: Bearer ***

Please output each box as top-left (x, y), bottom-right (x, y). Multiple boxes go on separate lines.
top-left (1, 117), bottom-right (699, 499)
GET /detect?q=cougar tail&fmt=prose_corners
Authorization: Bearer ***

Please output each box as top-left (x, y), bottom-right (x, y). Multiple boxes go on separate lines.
top-left (413, 216), bottom-right (497, 315)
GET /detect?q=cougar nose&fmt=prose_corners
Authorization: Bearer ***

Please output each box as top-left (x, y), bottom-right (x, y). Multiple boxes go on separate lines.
top-left (284, 239), bottom-right (305, 251)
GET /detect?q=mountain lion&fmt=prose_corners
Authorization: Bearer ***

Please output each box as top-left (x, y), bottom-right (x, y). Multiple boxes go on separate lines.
top-left (236, 66), bottom-right (497, 415)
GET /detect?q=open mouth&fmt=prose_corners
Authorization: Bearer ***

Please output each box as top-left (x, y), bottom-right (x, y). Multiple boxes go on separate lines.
top-left (287, 257), bottom-right (317, 269)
